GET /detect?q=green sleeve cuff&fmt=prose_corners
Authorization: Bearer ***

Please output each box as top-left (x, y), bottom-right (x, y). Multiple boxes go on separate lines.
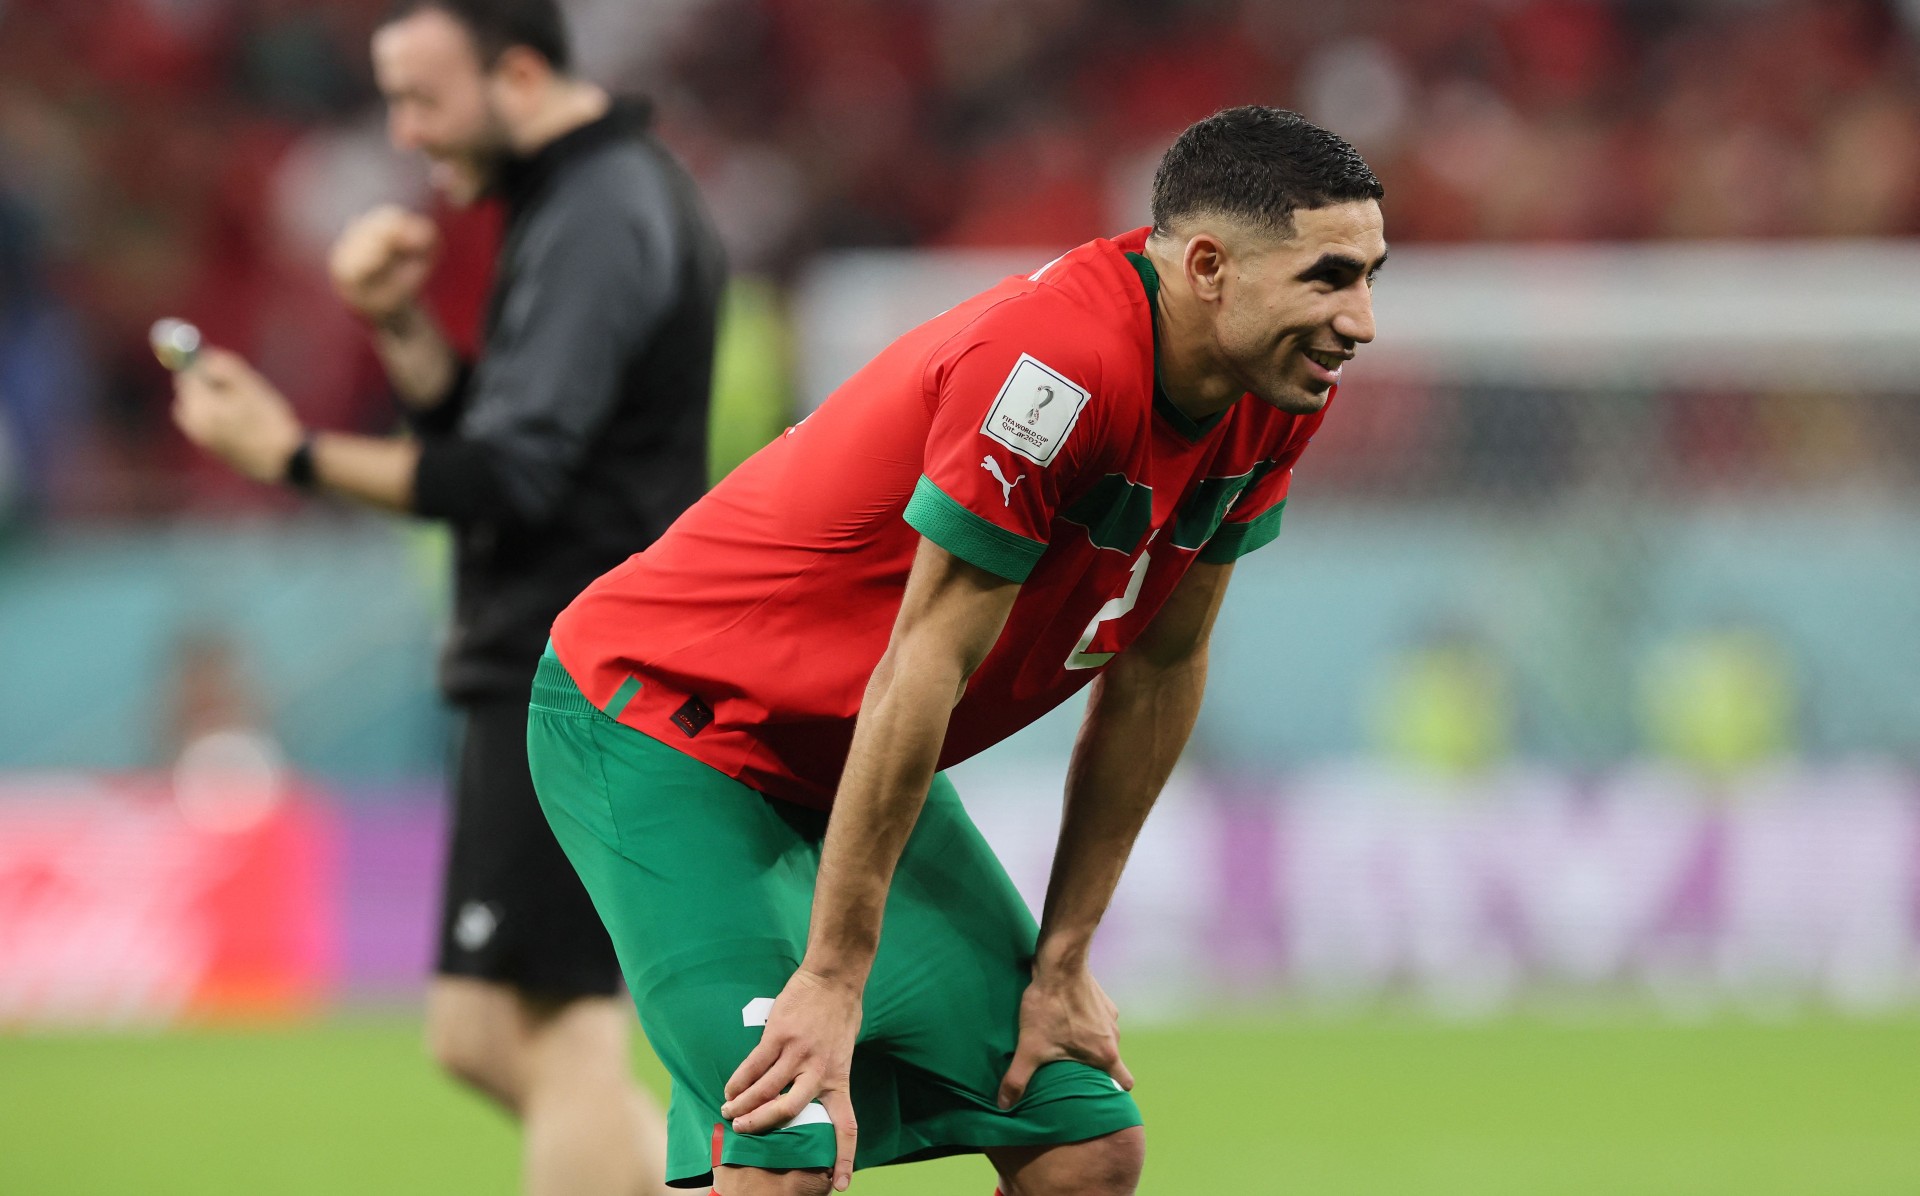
top-left (904, 476), bottom-right (1046, 582)
top-left (1199, 499), bottom-right (1285, 564)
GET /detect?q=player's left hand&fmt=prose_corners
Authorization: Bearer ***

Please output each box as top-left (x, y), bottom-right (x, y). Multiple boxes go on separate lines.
top-left (997, 963), bottom-right (1133, 1109)
top-left (171, 348), bottom-right (306, 484)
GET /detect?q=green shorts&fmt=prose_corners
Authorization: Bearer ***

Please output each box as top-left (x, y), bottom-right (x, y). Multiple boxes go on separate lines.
top-left (526, 649), bottom-right (1141, 1188)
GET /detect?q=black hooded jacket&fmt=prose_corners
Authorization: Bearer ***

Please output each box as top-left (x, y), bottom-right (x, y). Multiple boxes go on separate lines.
top-left (406, 99), bottom-right (725, 701)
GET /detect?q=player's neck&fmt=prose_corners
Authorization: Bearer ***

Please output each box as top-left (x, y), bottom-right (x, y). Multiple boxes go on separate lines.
top-left (507, 83), bottom-right (612, 157)
top-left (1141, 244), bottom-right (1247, 424)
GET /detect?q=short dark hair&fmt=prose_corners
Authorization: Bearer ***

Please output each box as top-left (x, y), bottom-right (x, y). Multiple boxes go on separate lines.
top-left (1151, 106), bottom-right (1382, 237)
top-left (385, 0), bottom-right (572, 72)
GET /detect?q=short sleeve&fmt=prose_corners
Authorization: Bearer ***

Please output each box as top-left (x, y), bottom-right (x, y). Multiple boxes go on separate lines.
top-left (904, 332), bottom-right (1104, 582)
top-left (1197, 407), bottom-right (1325, 564)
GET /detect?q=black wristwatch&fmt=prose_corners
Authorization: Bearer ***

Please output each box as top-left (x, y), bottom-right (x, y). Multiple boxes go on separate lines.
top-left (283, 435), bottom-right (319, 491)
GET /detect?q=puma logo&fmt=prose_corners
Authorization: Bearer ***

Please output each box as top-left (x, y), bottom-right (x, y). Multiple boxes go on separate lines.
top-left (981, 455), bottom-right (1024, 506)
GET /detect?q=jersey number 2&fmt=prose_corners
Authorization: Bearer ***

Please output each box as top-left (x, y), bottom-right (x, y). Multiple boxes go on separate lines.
top-left (1065, 550), bottom-right (1150, 670)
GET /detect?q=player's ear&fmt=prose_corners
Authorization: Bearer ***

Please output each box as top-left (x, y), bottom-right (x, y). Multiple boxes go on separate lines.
top-left (491, 44), bottom-right (551, 94)
top-left (1183, 234), bottom-right (1229, 303)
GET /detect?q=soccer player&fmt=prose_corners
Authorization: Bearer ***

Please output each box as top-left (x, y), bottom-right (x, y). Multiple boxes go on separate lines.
top-left (530, 107), bottom-right (1385, 1195)
top-left (170, 3), bottom-right (722, 1193)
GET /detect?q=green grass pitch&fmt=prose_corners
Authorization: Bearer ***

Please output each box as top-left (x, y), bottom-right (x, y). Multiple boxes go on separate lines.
top-left (3, 1010), bottom-right (1917, 1194)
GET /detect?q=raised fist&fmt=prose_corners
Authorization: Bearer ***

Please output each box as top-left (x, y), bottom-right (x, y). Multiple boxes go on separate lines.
top-left (328, 205), bottom-right (440, 324)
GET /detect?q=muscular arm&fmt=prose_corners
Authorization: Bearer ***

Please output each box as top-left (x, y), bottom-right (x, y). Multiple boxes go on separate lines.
top-left (719, 538), bottom-right (1018, 1188)
top-left (806, 539), bottom-right (1020, 983)
top-left (995, 558), bottom-right (1235, 1107)
top-left (1038, 558), bottom-right (1233, 970)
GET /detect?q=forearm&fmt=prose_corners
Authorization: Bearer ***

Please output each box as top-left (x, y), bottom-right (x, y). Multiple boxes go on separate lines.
top-left (1037, 646), bottom-right (1208, 970)
top-left (371, 302), bottom-right (460, 409)
top-left (309, 432), bottom-right (421, 513)
top-left (804, 542), bottom-right (1017, 987)
top-left (804, 641), bottom-right (966, 986)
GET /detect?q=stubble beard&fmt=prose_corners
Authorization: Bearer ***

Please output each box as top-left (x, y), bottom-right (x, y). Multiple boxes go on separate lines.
top-left (1229, 336), bottom-right (1331, 417)
top-left (1256, 377), bottom-right (1333, 416)
top-left (432, 107), bottom-right (514, 206)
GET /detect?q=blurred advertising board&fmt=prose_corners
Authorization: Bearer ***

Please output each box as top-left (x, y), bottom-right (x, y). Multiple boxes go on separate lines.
top-left (4, 765), bottom-right (1918, 1024)
top-left (958, 761), bottom-right (1920, 1015)
top-left (0, 773), bottom-right (337, 1027)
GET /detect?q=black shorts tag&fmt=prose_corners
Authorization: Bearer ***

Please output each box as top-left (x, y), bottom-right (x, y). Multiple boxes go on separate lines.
top-left (671, 695), bottom-right (713, 737)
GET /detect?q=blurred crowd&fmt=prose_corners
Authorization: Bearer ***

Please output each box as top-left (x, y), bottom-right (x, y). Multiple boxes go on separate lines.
top-left (1, 0), bottom-right (1918, 518)
top-left (671, 0), bottom-right (1920, 257)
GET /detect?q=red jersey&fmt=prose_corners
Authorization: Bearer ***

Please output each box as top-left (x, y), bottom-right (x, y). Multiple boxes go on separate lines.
top-left (551, 228), bottom-right (1326, 808)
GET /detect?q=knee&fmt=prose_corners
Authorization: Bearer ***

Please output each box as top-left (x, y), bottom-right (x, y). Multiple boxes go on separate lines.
top-left (1073, 1127), bottom-right (1145, 1195)
top-left (713, 1166), bottom-right (834, 1196)
top-left (425, 1002), bottom-right (523, 1108)
top-left (1007, 1127), bottom-right (1145, 1196)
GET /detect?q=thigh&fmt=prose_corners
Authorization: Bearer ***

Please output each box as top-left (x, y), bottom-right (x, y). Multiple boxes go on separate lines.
top-left (863, 774), bottom-right (1038, 1065)
top-left (438, 693), bottom-right (622, 997)
top-left (859, 777), bottom-right (1142, 1161)
top-left (527, 687), bottom-right (837, 1186)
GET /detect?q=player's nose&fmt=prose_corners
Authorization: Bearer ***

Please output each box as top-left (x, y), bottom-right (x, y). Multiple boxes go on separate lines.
top-left (1334, 286), bottom-right (1377, 346)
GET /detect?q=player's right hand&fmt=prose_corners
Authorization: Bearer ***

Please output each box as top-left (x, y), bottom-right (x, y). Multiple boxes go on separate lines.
top-left (328, 204), bottom-right (439, 324)
top-left (721, 967), bottom-right (862, 1191)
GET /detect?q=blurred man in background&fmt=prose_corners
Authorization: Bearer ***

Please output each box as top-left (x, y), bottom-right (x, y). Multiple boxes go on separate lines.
top-left (170, 2), bottom-right (725, 1193)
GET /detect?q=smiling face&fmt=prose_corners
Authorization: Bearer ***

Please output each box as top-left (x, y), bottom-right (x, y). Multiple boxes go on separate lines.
top-left (372, 8), bottom-right (514, 206)
top-left (1206, 200), bottom-right (1386, 415)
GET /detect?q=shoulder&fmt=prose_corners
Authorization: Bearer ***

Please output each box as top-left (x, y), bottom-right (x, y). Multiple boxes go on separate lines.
top-left (560, 135), bottom-right (686, 210)
top-left (516, 145), bottom-right (684, 270)
top-left (939, 296), bottom-right (1112, 378)
top-left (918, 298), bottom-right (1149, 473)
top-left (534, 124), bottom-right (696, 221)
top-left (927, 253), bottom-right (1150, 407)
